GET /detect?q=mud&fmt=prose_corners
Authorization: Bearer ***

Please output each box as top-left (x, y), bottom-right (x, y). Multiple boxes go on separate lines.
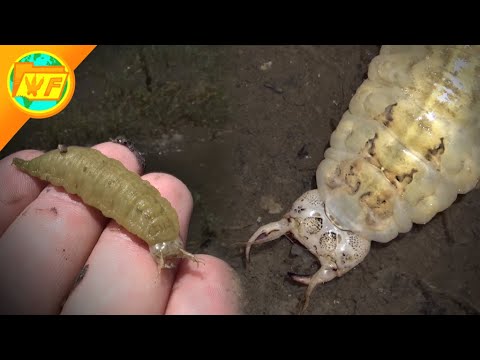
top-left (2, 45), bottom-right (479, 314)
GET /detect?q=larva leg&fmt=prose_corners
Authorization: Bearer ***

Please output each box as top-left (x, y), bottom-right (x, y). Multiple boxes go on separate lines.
top-left (245, 218), bottom-right (291, 262)
top-left (247, 190), bottom-right (371, 311)
top-left (289, 265), bottom-right (337, 312)
top-left (289, 231), bottom-right (371, 312)
top-left (290, 227), bottom-right (371, 312)
top-left (150, 238), bottom-right (204, 269)
top-left (178, 248), bottom-right (204, 266)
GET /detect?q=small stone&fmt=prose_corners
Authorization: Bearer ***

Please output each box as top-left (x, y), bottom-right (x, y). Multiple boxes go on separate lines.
top-left (260, 195), bottom-right (283, 214)
top-left (260, 61), bottom-right (272, 71)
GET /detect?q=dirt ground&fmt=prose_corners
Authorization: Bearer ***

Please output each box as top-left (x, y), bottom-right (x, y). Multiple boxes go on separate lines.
top-left (2, 45), bottom-right (480, 315)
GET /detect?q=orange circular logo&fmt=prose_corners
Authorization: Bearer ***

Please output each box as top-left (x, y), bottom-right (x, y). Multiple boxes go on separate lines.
top-left (7, 51), bottom-right (75, 119)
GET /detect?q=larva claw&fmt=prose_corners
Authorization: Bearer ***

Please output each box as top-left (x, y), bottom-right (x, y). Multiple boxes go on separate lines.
top-left (248, 190), bottom-right (371, 311)
top-left (287, 272), bottom-right (311, 285)
top-left (179, 248), bottom-right (205, 267)
top-left (245, 218), bottom-right (291, 262)
top-left (289, 267), bottom-right (337, 313)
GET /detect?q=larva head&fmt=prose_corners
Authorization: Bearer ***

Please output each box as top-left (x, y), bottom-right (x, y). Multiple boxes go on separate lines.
top-left (149, 237), bottom-right (202, 269)
top-left (246, 189), bottom-right (371, 279)
top-left (286, 190), bottom-right (371, 275)
top-left (149, 238), bottom-right (184, 269)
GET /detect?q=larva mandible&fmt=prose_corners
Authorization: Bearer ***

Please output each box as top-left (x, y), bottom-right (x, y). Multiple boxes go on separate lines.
top-left (246, 45), bottom-right (480, 311)
top-left (13, 145), bottom-right (200, 268)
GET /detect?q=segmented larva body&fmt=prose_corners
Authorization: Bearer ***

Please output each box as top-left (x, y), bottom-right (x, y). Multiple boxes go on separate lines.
top-left (246, 45), bottom-right (480, 311)
top-left (321, 45), bottom-right (480, 241)
top-left (13, 146), bottom-right (199, 268)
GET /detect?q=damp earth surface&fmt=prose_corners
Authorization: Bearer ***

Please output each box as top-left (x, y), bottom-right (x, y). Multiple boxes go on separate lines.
top-left (2, 45), bottom-right (480, 314)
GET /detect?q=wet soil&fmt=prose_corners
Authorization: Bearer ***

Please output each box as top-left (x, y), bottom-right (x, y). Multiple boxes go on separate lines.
top-left (2, 45), bottom-right (479, 314)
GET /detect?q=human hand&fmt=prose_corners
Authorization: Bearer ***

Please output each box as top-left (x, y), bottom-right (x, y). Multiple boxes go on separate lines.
top-left (0, 142), bottom-right (242, 314)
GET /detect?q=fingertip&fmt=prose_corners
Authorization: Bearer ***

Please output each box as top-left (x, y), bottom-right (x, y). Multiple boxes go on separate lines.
top-left (92, 142), bottom-right (143, 174)
top-left (141, 173), bottom-right (193, 244)
top-left (0, 149), bottom-right (47, 235)
top-left (142, 173), bottom-right (193, 209)
top-left (2, 149), bottom-right (45, 183)
top-left (6, 149), bottom-right (45, 161)
top-left (166, 254), bottom-right (243, 315)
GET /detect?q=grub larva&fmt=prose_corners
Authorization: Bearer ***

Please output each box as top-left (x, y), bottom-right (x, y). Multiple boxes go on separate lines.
top-left (246, 45), bottom-right (480, 311)
top-left (13, 145), bottom-right (199, 268)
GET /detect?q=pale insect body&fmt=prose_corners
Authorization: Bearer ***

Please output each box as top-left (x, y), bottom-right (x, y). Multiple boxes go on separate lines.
top-left (12, 145), bottom-right (199, 268)
top-left (246, 45), bottom-right (480, 311)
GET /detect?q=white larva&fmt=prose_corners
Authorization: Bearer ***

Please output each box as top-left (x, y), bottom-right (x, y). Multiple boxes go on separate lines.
top-left (246, 45), bottom-right (480, 311)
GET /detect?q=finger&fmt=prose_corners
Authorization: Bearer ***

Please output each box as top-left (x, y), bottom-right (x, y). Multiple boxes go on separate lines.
top-left (61, 173), bottom-right (193, 315)
top-left (0, 142), bottom-right (143, 314)
top-left (0, 150), bottom-right (46, 235)
top-left (165, 255), bottom-right (243, 315)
